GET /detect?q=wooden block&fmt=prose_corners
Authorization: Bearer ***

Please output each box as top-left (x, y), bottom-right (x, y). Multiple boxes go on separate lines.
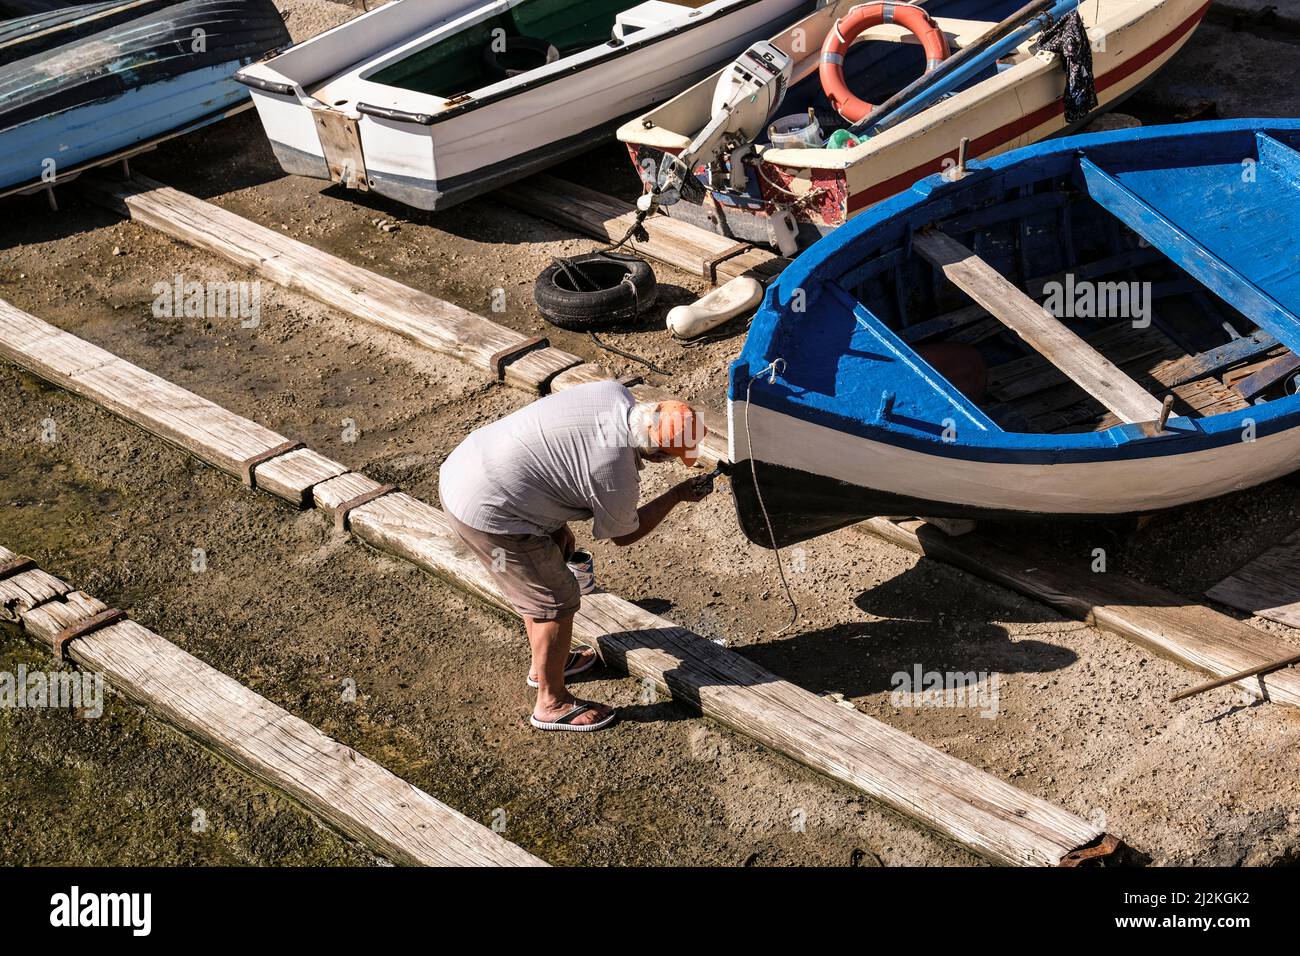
top-left (549, 362), bottom-right (616, 392)
top-left (503, 346), bottom-right (584, 392)
top-left (253, 449), bottom-right (351, 508)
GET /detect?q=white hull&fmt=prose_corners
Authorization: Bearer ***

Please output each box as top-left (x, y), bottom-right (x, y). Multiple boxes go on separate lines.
top-left (239, 0), bottom-right (812, 209)
top-left (729, 398), bottom-right (1300, 516)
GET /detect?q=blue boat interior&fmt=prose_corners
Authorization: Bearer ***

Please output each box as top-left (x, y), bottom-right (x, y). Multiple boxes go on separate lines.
top-left (735, 121), bottom-right (1300, 450)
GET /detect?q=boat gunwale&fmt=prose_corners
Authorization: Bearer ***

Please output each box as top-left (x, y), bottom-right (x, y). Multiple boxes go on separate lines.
top-left (730, 118), bottom-right (1300, 467)
top-left (239, 0), bottom-right (791, 127)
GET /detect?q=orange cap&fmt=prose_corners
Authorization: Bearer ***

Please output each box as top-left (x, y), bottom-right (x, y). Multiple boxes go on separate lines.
top-left (646, 401), bottom-right (706, 466)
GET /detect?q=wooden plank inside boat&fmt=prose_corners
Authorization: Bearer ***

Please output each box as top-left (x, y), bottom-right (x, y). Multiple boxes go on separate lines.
top-left (913, 229), bottom-right (1167, 424)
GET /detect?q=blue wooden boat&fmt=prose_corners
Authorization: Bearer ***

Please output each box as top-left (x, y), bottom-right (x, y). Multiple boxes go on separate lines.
top-left (0, 0), bottom-right (290, 197)
top-left (728, 119), bottom-right (1300, 547)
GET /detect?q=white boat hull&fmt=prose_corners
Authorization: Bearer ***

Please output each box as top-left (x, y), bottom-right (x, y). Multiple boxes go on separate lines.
top-left (729, 397), bottom-right (1300, 531)
top-left (241, 0), bottom-right (813, 209)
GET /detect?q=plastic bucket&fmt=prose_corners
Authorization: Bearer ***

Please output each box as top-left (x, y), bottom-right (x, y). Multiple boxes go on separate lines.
top-left (768, 113), bottom-right (824, 149)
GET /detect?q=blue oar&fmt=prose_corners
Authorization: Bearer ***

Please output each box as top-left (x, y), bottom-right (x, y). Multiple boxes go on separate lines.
top-left (853, 0), bottom-right (1082, 136)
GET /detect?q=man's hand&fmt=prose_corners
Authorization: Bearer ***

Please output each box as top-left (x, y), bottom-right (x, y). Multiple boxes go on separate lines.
top-left (612, 474), bottom-right (715, 547)
top-left (674, 473), bottom-right (715, 504)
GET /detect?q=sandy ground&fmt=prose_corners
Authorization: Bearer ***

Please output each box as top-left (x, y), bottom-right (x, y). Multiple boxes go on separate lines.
top-left (2, 1), bottom-right (1300, 866)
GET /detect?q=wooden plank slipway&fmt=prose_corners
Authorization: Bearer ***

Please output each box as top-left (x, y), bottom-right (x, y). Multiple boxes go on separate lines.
top-left (863, 519), bottom-right (1300, 707)
top-left (0, 296), bottom-right (1109, 866)
top-left (1207, 530), bottom-right (1300, 630)
top-left (79, 174), bottom-right (585, 394)
top-left (0, 544), bottom-right (544, 867)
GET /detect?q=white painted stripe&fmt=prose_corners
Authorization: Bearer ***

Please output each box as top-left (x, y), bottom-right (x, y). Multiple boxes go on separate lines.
top-left (729, 399), bottom-right (1300, 515)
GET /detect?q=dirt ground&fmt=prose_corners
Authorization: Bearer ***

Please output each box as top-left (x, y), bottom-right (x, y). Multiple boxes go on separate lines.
top-left (2, 1), bottom-right (1299, 867)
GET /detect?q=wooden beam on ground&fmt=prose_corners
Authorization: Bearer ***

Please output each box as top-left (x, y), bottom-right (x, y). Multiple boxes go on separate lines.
top-left (861, 518), bottom-right (1300, 707)
top-left (498, 175), bottom-right (789, 284)
top-left (0, 545), bottom-right (544, 867)
top-left (0, 299), bottom-right (1108, 866)
top-left (1207, 529), bottom-right (1300, 629)
top-left (78, 174), bottom-right (584, 394)
top-left (914, 230), bottom-right (1166, 424)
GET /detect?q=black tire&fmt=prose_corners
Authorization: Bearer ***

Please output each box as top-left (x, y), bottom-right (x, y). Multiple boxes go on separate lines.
top-left (533, 253), bottom-right (658, 331)
top-left (482, 35), bottom-right (560, 80)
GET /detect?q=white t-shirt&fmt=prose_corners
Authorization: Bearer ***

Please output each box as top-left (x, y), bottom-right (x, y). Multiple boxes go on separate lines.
top-left (438, 380), bottom-right (642, 539)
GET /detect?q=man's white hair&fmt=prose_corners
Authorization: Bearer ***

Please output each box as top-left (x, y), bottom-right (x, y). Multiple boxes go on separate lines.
top-left (627, 401), bottom-right (659, 451)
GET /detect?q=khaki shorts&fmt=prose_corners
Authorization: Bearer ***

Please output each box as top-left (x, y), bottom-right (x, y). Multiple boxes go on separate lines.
top-left (445, 512), bottom-right (581, 621)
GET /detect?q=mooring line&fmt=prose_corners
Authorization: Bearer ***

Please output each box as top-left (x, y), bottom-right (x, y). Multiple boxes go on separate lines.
top-left (743, 357), bottom-right (799, 636)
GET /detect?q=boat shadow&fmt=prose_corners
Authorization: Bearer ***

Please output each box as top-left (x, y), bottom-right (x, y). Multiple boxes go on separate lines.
top-left (614, 562), bottom-right (1077, 708)
top-left (741, 565), bottom-right (1079, 699)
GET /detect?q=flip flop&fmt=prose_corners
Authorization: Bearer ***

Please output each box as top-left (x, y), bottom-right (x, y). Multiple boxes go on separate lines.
top-left (529, 701), bottom-right (617, 733)
top-left (526, 648), bottom-right (599, 688)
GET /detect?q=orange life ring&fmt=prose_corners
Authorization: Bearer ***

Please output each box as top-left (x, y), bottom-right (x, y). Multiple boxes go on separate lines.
top-left (819, 2), bottom-right (950, 124)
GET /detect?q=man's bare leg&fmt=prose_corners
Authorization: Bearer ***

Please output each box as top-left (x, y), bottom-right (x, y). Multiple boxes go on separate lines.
top-left (525, 614), bottom-right (614, 727)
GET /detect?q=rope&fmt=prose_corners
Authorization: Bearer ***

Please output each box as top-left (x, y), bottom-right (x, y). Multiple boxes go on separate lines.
top-left (743, 357), bottom-right (799, 636)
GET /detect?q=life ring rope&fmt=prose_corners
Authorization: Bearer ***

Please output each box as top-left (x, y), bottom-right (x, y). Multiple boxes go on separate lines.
top-left (819, 2), bottom-right (950, 125)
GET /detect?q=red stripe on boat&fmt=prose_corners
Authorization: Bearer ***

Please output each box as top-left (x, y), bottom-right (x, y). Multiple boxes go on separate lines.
top-left (841, 2), bottom-right (1210, 215)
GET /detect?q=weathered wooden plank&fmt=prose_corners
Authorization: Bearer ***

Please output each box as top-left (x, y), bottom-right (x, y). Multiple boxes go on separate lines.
top-left (1153, 330), bottom-right (1279, 388)
top-left (1234, 352), bottom-right (1300, 400)
top-left (915, 230), bottom-right (1165, 424)
top-left (0, 545), bottom-right (545, 867)
top-left (0, 567), bottom-right (71, 620)
top-left (343, 492), bottom-right (1106, 866)
top-left (861, 519), bottom-right (1300, 707)
top-left (1207, 530), bottom-right (1300, 629)
top-left (498, 176), bottom-right (789, 284)
top-left (0, 297), bottom-right (301, 490)
top-left (79, 174), bottom-right (582, 393)
top-left (504, 346), bottom-right (584, 392)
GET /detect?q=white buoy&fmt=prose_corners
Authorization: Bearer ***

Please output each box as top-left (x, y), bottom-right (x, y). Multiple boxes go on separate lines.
top-left (667, 276), bottom-right (764, 339)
